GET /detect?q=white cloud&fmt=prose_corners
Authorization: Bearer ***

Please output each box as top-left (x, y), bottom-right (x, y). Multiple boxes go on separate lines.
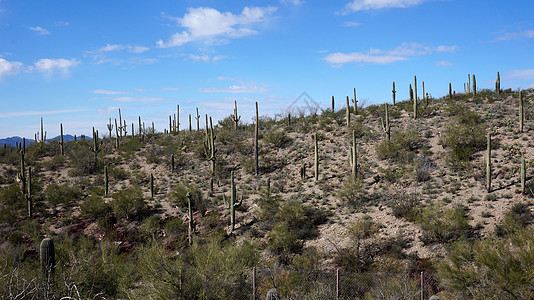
top-left (30, 58), bottom-right (80, 73)
top-left (161, 87), bottom-right (180, 91)
top-left (54, 21), bottom-right (69, 26)
top-left (156, 6), bottom-right (277, 48)
top-left (113, 96), bottom-right (168, 102)
top-left (92, 89), bottom-right (131, 95)
top-left (341, 0), bottom-right (427, 14)
top-left (343, 21), bottom-right (361, 27)
top-left (505, 69), bottom-right (534, 81)
top-left (280, 0), bottom-right (304, 5)
top-left (323, 42), bottom-right (456, 66)
top-left (436, 60), bottom-right (453, 67)
top-left (199, 85), bottom-right (268, 93)
top-left (187, 54), bottom-right (226, 62)
top-left (0, 58), bottom-right (23, 77)
top-left (97, 44), bottom-right (123, 52)
top-left (130, 46), bottom-right (149, 54)
top-left (496, 30), bottom-right (534, 41)
top-left (29, 26), bottom-right (50, 35)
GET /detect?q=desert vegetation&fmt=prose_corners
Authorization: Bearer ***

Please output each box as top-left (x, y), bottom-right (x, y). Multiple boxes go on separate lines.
top-left (1, 74), bottom-right (534, 299)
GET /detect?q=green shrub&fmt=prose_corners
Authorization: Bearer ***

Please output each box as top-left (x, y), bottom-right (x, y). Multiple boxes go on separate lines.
top-left (45, 183), bottom-right (83, 204)
top-left (263, 130), bottom-right (292, 148)
top-left (417, 204), bottom-right (473, 244)
top-left (67, 140), bottom-right (99, 175)
top-left (80, 195), bottom-right (111, 220)
top-left (168, 182), bottom-right (208, 215)
top-left (495, 202), bottom-right (532, 236)
top-left (376, 128), bottom-right (420, 163)
top-left (389, 191), bottom-right (420, 221)
top-left (110, 187), bottom-right (146, 220)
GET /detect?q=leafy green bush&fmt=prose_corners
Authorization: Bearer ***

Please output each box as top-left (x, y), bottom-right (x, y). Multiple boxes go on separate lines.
top-left (168, 182), bottom-right (208, 214)
top-left (263, 130), bottom-right (292, 148)
top-left (110, 187), bottom-right (146, 220)
top-left (417, 204), bottom-right (474, 244)
top-left (441, 109), bottom-right (487, 169)
top-left (388, 191), bottom-right (420, 221)
top-left (45, 183), bottom-right (83, 204)
top-left (495, 202), bottom-right (533, 236)
top-left (80, 195), bottom-right (111, 220)
top-left (376, 128), bottom-right (420, 163)
top-left (67, 140), bottom-right (99, 175)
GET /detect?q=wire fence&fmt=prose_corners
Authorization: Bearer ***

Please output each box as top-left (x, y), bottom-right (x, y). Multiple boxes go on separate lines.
top-left (239, 268), bottom-right (441, 300)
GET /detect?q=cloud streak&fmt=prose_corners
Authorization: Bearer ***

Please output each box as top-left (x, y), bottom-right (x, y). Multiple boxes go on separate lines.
top-left (0, 108), bottom-right (91, 118)
top-left (0, 58), bottom-right (23, 77)
top-left (340, 0), bottom-right (428, 14)
top-left (495, 30), bottom-right (534, 41)
top-left (29, 58), bottom-right (80, 73)
top-left (323, 42), bottom-right (456, 66)
top-left (29, 26), bottom-right (50, 35)
top-left (199, 85), bottom-right (268, 93)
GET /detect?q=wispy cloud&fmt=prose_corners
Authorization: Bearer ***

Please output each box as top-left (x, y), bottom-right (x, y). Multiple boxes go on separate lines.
top-left (505, 69), bottom-right (534, 81)
top-left (53, 21), bottom-right (69, 26)
top-left (343, 21), bottom-right (361, 27)
top-left (0, 108), bottom-right (90, 118)
top-left (340, 0), bottom-right (428, 14)
top-left (280, 0), bottom-right (304, 6)
top-left (161, 87), bottom-right (180, 91)
top-left (436, 60), bottom-right (453, 67)
top-left (113, 96), bottom-right (169, 102)
top-left (156, 6), bottom-right (277, 48)
top-left (323, 42), bottom-right (456, 66)
top-left (0, 58), bottom-right (23, 77)
top-left (495, 29), bottom-right (534, 41)
top-left (29, 58), bottom-right (80, 73)
top-left (89, 44), bottom-right (150, 54)
top-left (29, 26), bottom-right (50, 35)
top-left (199, 85), bottom-right (268, 93)
top-left (92, 89), bottom-right (132, 95)
top-left (187, 54), bottom-right (226, 62)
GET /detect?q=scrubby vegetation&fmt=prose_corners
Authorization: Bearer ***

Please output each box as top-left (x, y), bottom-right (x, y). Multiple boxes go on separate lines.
top-left (1, 82), bottom-right (533, 298)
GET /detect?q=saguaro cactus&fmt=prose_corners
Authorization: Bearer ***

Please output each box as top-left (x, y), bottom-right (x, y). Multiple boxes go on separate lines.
top-left (381, 103), bottom-right (391, 141)
top-left (486, 132), bottom-right (492, 193)
top-left (90, 128), bottom-right (101, 168)
top-left (59, 123), bottom-right (64, 156)
top-left (177, 104), bottom-right (180, 134)
top-left (350, 130), bottom-right (357, 182)
top-left (195, 107), bottom-right (200, 131)
top-left (171, 154), bottom-right (175, 173)
top-left (17, 151), bottom-right (26, 198)
top-left (519, 91), bottom-right (524, 133)
top-left (107, 118), bottom-right (113, 138)
top-left (346, 96), bottom-right (351, 128)
top-left (496, 72), bottom-right (501, 94)
top-left (27, 166), bottom-right (32, 217)
top-left (331, 96), bottom-right (335, 112)
top-left (521, 156), bottom-right (526, 194)
top-left (392, 82), bottom-right (396, 105)
top-left (229, 170), bottom-right (242, 232)
top-left (254, 102), bottom-right (259, 176)
top-left (352, 88), bottom-right (358, 114)
top-left (36, 117), bottom-right (47, 150)
top-left (449, 82), bottom-right (452, 99)
top-left (189, 114), bottom-right (192, 132)
top-left (40, 238), bottom-right (55, 279)
top-left (232, 101), bottom-right (241, 130)
top-left (150, 172), bottom-right (154, 199)
top-left (473, 74), bottom-right (477, 96)
top-left (314, 133), bottom-right (319, 181)
top-left (203, 117), bottom-right (217, 175)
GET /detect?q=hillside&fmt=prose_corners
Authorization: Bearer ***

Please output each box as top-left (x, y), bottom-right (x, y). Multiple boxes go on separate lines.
top-left (1, 83), bottom-right (534, 299)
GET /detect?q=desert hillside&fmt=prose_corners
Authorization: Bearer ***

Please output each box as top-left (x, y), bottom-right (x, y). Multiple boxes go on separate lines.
top-left (1, 82), bottom-right (534, 299)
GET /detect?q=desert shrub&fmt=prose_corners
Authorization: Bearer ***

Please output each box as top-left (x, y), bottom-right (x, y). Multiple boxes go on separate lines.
top-left (346, 215), bottom-right (379, 241)
top-left (388, 191), bottom-right (421, 221)
top-left (495, 202), bottom-right (533, 236)
top-left (417, 204), bottom-right (473, 244)
top-left (441, 109), bottom-right (487, 169)
top-left (168, 182), bottom-right (208, 215)
top-left (110, 187), bottom-right (146, 220)
top-left (45, 183), bottom-right (83, 204)
top-left (119, 137), bottom-right (143, 153)
top-left (108, 165), bottom-right (130, 180)
top-left (263, 130), bottom-right (292, 148)
top-left (67, 140), bottom-right (99, 175)
top-left (337, 178), bottom-right (367, 209)
top-left (80, 195), bottom-right (111, 220)
top-left (437, 226), bottom-right (534, 299)
top-left (275, 201), bottom-right (326, 240)
top-left (41, 154), bottom-right (66, 171)
top-left (376, 128), bottom-right (420, 163)
top-left (0, 184), bottom-right (24, 223)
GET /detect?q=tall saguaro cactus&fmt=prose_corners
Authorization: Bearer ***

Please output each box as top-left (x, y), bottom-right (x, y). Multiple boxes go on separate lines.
top-left (352, 88), bottom-right (358, 114)
top-left (27, 166), bottom-right (32, 217)
top-left (203, 116), bottom-right (217, 175)
top-left (36, 117), bottom-right (47, 150)
top-left (496, 72), bottom-right (501, 94)
top-left (473, 74), bottom-right (477, 96)
top-left (314, 133), bottom-right (319, 181)
top-left (229, 170), bottom-right (242, 232)
top-left (177, 105), bottom-right (180, 134)
top-left (150, 172), bottom-right (154, 199)
top-left (381, 103), bottom-right (391, 141)
top-left (90, 128), bottom-right (101, 168)
top-left (486, 132), bottom-right (492, 193)
top-left (107, 118), bottom-right (113, 138)
top-left (346, 96), bottom-right (351, 128)
top-left (449, 82), bottom-right (452, 99)
top-left (232, 101), bottom-right (241, 130)
top-left (104, 165), bottom-right (109, 197)
top-left (40, 238), bottom-right (55, 279)
top-left (254, 102), bottom-right (259, 176)
top-left (17, 151), bottom-right (26, 199)
top-left (331, 96), bottom-right (335, 112)
top-left (195, 107), bottom-right (200, 131)
top-left (350, 130), bottom-right (358, 182)
top-left (59, 123), bottom-right (64, 156)
top-left (521, 156), bottom-right (526, 194)
top-left (519, 91), bottom-right (524, 133)
top-left (392, 82), bottom-right (396, 105)
top-left (187, 192), bottom-right (193, 245)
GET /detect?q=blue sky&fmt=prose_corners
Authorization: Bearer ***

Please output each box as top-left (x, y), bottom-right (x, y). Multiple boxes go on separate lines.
top-left (1, 0), bottom-right (534, 138)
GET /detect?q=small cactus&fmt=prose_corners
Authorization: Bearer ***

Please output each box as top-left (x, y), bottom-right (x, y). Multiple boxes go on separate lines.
top-left (27, 166), bottom-right (32, 217)
top-left (346, 96), bottom-right (351, 128)
top-left (449, 82), bottom-right (452, 99)
top-left (171, 154), bottom-right (175, 173)
top-left (232, 101), bottom-right (241, 130)
top-left (331, 96), bottom-right (335, 112)
top-left (349, 130), bottom-right (358, 182)
top-left (381, 103), bottom-right (391, 141)
top-left (59, 123), bottom-right (64, 156)
top-left (486, 132), bottom-right (491, 193)
top-left (40, 238), bottom-right (55, 279)
top-left (496, 71), bottom-right (501, 94)
top-left (472, 74), bottom-right (476, 95)
top-left (392, 82), bottom-right (396, 105)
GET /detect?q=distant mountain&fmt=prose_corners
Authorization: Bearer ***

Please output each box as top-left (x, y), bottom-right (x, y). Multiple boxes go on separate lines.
top-left (1, 134), bottom-right (89, 147)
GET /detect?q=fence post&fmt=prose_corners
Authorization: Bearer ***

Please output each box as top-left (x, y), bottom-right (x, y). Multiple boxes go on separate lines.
top-left (336, 268), bottom-right (340, 300)
top-left (420, 271), bottom-right (424, 300)
top-left (252, 267), bottom-right (256, 300)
